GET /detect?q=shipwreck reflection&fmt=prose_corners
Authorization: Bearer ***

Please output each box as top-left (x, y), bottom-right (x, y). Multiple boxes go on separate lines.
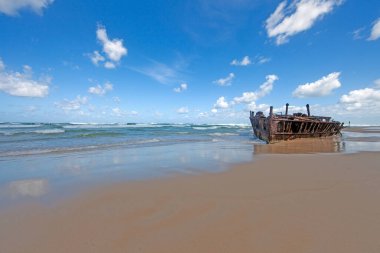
top-left (253, 136), bottom-right (345, 154)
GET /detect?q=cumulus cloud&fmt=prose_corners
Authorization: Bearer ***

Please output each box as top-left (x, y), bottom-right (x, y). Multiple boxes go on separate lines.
top-left (97, 25), bottom-right (127, 62)
top-left (0, 0), bottom-right (54, 16)
top-left (233, 74), bottom-right (278, 104)
top-left (90, 25), bottom-right (127, 69)
top-left (340, 87), bottom-right (380, 111)
top-left (247, 102), bottom-right (271, 112)
top-left (214, 73), bottom-right (235, 86)
top-left (266, 0), bottom-right (342, 45)
top-left (231, 56), bottom-right (251, 66)
top-left (88, 82), bottom-right (113, 96)
top-left (292, 72), bottom-right (341, 98)
top-left (213, 96), bottom-right (229, 109)
top-left (177, 106), bottom-right (189, 114)
top-left (0, 59), bottom-right (49, 97)
top-left (55, 96), bottom-right (88, 111)
top-left (368, 18), bottom-right (380, 41)
top-left (173, 83), bottom-right (188, 93)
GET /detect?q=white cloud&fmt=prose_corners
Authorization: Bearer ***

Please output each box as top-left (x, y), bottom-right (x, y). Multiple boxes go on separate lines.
top-left (231, 55), bottom-right (270, 66)
top-left (214, 96), bottom-right (229, 109)
top-left (256, 56), bottom-right (271, 65)
top-left (266, 0), bottom-right (342, 45)
top-left (90, 25), bottom-right (127, 69)
top-left (247, 102), bottom-right (271, 112)
top-left (0, 0), bottom-right (53, 16)
top-left (177, 106), bottom-right (189, 114)
top-left (374, 79), bottom-right (380, 88)
top-left (88, 82), bottom-right (113, 96)
top-left (352, 27), bottom-right (365, 40)
top-left (198, 112), bottom-right (209, 118)
top-left (231, 56), bottom-right (251, 66)
top-left (0, 59), bottom-right (49, 97)
top-left (90, 51), bottom-right (105, 66)
top-left (173, 83), bottom-right (188, 93)
top-left (111, 107), bottom-right (137, 117)
top-left (273, 104), bottom-right (305, 114)
top-left (292, 72), bottom-right (341, 98)
top-left (368, 18), bottom-right (380, 41)
top-left (214, 73), bottom-right (235, 86)
top-left (340, 87), bottom-right (380, 111)
top-left (96, 25), bottom-right (127, 62)
top-left (112, 107), bottom-right (124, 117)
top-left (104, 61), bottom-right (116, 69)
top-left (234, 74), bottom-right (278, 104)
top-left (234, 92), bottom-right (257, 104)
top-left (211, 108), bottom-right (218, 113)
top-left (55, 96), bottom-right (88, 111)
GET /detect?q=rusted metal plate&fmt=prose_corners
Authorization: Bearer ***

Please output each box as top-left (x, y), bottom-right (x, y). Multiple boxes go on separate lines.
top-left (249, 104), bottom-right (344, 144)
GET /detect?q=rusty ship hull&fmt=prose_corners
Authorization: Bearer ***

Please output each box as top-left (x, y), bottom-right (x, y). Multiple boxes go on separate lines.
top-left (250, 104), bottom-right (344, 144)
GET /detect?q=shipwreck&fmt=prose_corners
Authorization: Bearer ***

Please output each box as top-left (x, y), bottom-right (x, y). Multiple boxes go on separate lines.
top-left (249, 103), bottom-right (344, 144)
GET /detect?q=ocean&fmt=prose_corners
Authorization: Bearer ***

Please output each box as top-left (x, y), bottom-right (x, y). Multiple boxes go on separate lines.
top-left (0, 122), bottom-right (256, 157)
top-left (1, 122), bottom-right (379, 204)
top-left (0, 123), bottom-right (260, 203)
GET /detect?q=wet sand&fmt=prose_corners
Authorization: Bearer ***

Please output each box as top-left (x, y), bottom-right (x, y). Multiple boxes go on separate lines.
top-left (253, 136), bottom-right (344, 154)
top-left (342, 126), bottom-right (380, 133)
top-left (1, 151), bottom-right (380, 253)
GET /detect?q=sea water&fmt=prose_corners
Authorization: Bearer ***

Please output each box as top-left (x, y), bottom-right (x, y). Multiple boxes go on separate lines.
top-left (0, 123), bottom-right (261, 203)
top-left (1, 122), bottom-right (379, 203)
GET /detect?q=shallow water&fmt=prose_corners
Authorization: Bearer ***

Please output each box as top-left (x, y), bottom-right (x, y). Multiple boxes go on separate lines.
top-left (0, 124), bottom-right (379, 205)
top-left (0, 123), bottom-right (259, 205)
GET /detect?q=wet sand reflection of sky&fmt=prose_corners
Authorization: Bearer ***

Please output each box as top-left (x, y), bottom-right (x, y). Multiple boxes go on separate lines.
top-left (6, 179), bottom-right (49, 198)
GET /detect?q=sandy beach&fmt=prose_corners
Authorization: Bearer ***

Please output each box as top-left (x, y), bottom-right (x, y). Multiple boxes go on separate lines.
top-left (1, 150), bottom-right (380, 253)
top-left (1, 0), bottom-right (380, 252)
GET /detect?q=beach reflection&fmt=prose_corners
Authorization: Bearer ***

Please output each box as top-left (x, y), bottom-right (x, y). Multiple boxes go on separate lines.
top-left (253, 137), bottom-right (344, 154)
top-left (254, 126), bottom-right (380, 154)
top-left (7, 179), bottom-right (49, 198)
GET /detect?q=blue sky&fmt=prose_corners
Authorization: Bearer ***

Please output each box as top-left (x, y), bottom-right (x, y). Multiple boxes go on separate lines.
top-left (0, 0), bottom-right (379, 124)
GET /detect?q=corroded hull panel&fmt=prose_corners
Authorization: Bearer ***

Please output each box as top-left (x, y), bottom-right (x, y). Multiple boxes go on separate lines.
top-left (249, 107), bottom-right (344, 144)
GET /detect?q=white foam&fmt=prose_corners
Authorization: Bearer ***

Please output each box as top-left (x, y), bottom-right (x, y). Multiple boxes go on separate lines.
top-left (34, 129), bottom-right (65, 134)
top-left (135, 138), bottom-right (161, 144)
top-left (208, 133), bottom-right (239, 136)
top-left (193, 126), bottom-right (219, 130)
top-left (0, 124), bottom-right (41, 128)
